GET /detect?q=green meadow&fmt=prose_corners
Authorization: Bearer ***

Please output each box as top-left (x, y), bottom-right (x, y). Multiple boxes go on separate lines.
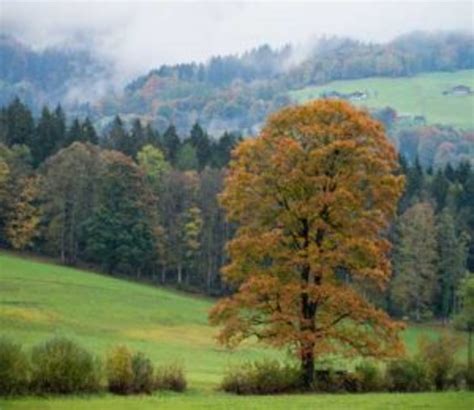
top-left (290, 70), bottom-right (474, 129)
top-left (0, 253), bottom-right (471, 409)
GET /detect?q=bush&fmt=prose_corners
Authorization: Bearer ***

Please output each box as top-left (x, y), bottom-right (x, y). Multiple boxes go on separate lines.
top-left (0, 338), bottom-right (30, 396)
top-left (313, 369), bottom-right (361, 393)
top-left (354, 360), bottom-right (384, 392)
top-left (220, 359), bottom-right (301, 395)
top-left (106, 345), bottom-right (134, 394)
top-left (30, 337), bottom-right (101, 394)
top-left (385, 358), bottom-right (431, 392)
top-left (131, 352), bottom-right (154, 394)
top-left (418, 333), bottom-right (463, 391)
top-left (155, 362), bottom-right (187, 392)
top-left (448, 363), bottom-right (470, 390)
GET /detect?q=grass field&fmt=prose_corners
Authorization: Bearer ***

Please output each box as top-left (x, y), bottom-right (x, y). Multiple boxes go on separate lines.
top-left (0, 253), bottom-right (472, 409)
top-left (290, 70), bottom-right (474, 129)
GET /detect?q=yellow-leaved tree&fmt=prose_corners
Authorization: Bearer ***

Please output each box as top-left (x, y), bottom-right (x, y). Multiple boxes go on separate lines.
top-left (209, 100), bottom-right (405, 388)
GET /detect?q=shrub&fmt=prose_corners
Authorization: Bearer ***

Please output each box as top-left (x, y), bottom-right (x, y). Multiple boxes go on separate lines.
top-left (385, 358), bottom-right (431, 392)
top-left (448, 363), bottom-right (470, 390)
top-left (313, 369), bottom-right (361, 393)
top-left (220, 359), bottom-right (300, 395)
top-left (418, 333), bottom-right (463, 391)
top-left (354, 360), bottom-right (384, 392)
top-left (155, 362), bottom-right (187, 392)
top-left (106, 345), bottom-right (134, 394)
top-left (131, 352), bottom-right (154, 394)
top-left (0, 338), bottom-right (30, 396)
top-left (30, 337), bottom-right (101, 394)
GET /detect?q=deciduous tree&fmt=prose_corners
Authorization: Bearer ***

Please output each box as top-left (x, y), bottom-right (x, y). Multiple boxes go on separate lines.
top-left (210, 100), bottom-right (405, 388)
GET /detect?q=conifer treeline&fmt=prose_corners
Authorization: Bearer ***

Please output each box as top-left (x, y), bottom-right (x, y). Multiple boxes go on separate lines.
top-left (0, 98), bottom-right (472, 319)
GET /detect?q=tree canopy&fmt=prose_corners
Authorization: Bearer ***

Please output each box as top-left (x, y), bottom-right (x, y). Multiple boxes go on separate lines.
top-left (210, 100), bottom-right (405, 387)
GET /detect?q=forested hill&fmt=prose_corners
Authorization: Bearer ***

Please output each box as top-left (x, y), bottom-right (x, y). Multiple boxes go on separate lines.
top-left (1, 31), bottom-right (473, 136)
top-left (96, 31), bottom-right (474, 134)
top-left (0, 34), bottom-right (108, 111)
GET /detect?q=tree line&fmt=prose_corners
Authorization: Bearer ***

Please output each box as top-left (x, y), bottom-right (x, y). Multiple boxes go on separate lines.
top-left (0, 97), bottom-right (472, 316)
top-left (0, 98), bottom-right (240, 295)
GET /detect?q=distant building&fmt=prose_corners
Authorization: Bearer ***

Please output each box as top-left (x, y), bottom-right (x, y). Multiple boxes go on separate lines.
top-left (443, 85), bottom-right (472, 96)
top-left (347, 91), bottom-right (368, 101)
top-left (320, 90), bottom-right (368, 101)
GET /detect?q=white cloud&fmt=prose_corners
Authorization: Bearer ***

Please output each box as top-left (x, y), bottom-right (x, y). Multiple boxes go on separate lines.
top-left (1, 1), bottom-right (472, 83)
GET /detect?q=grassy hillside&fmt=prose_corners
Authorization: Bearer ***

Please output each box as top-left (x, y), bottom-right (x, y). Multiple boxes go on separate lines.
top-left (290, 70), bottom-right (474, 129)
top-left (1, 253), bottom-right (472, 409)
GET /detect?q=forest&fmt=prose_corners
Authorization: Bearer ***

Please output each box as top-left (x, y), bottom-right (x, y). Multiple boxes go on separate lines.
top-left (0, 97), bottom-right (472, 324)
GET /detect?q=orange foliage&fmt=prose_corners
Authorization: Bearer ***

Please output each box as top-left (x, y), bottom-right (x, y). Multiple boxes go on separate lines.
top-left (209, 100), bottom-right (405, 385)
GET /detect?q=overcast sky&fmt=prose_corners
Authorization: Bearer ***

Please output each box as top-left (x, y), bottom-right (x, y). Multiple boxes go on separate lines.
top-left (1, 1), bottom-right (473, 81)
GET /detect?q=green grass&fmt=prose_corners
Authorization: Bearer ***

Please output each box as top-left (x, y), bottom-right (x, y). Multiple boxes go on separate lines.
top-left (1, 391), bottom-right (472, 410)
top-left (0, 253), bottom-right (471, 409)
top-left (290, 70), bottom-right (474, 129)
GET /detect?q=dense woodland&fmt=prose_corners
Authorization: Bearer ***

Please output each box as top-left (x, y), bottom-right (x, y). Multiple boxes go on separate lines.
top-left (0, 97), bottom-right (472, 324)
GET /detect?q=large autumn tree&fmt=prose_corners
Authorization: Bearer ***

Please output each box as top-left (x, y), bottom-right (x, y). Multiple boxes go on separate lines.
top-left (209, 100), bottom-right (405, 388)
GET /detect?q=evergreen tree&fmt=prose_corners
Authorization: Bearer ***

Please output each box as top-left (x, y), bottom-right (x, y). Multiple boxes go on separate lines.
top-left (130, 118), bottom-right (146, 157)
top-left (52, 104), bottom-right (67, 149)
top-left (431, 169), bottom-right (450, 211)
top-left (391, 202), bottom-right (438, 321)
top-left (2, 97), bottom-right (35, 147)
top-left (144, 123), bottom-right (161, 149)
top-left (162, 125), bottom-right (180, 164)
top-left (84, 150), bottom-right (157, 276)
top-left (33, 106), bottom-right (57, 166)
top-left (105, 116), bottom-right (131, 156)
top-left (189, 122), bottom-right (211, 170)
top-left (82, 118), bottom-right (99, 145)
top-left (65, 118), bottom-right (82, 147)
top-left (436, 208), bottom-right (469, 319)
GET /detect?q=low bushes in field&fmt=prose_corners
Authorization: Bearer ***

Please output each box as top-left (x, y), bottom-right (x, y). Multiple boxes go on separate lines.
top-left (0, 337), bottom-right (187, 397)
top-left (418, 333), bottom-right (463, 391)
top-left (155, 361), bottom-right (187, 392)
top-left (219, 341), bottom-right (471, 396)
top-left (220, 359), bottom-right (301, 394)
top-left (106, 346), bottom-right (186, 394)
top-left (131, 352), bottom-right (155, 394)
top-left (313, 369), bottom-right (361, 393)
top-left (385, 358), bottom-right (431, 392)
top-left (0, 338), bottom-right (30, 396)
top-left (354, 360), bottom-right (384, 392)
top-left (105, 345), bottom-right (134, 394)
top-left (30, 337), bottom-right (102, 394)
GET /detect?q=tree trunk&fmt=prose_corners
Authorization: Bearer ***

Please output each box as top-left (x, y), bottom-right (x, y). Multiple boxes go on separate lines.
top-left (301, 344), bottom-right (315, 388)
top-left (177, 263), bottom-right (182, 285)
top-left (161, 267), bottom-right (167, 284)
top-left (468, 329), bottom-right (473, 389)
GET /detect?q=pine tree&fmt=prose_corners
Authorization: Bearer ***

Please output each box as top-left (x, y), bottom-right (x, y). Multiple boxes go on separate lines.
top-left (65, 118), bottom-right (82, 147)
top-left (3, 97), bottom-right (35, 147)
top-left (105, 116), bottom-right (131, 156)
top-left (162, 125), bottom-right (180, 164)
top-left (431, 169), bottom-right (450, 211)
top-left (189, 122), bottom-right (211, 170)
top-left (82, 118), bottom-right (98, 145)
top-left (33, 106), bottom-right (57, 166)
top-left (391, 202), bottom-right (438, 321)
top-left (130, 118), bottom-right (146, 157)
top-left (437, 208), bottom-right (469, 319)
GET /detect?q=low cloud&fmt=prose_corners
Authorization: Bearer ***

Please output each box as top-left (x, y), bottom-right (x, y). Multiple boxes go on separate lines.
top-left (1, 1), bottom-right (472, 84)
